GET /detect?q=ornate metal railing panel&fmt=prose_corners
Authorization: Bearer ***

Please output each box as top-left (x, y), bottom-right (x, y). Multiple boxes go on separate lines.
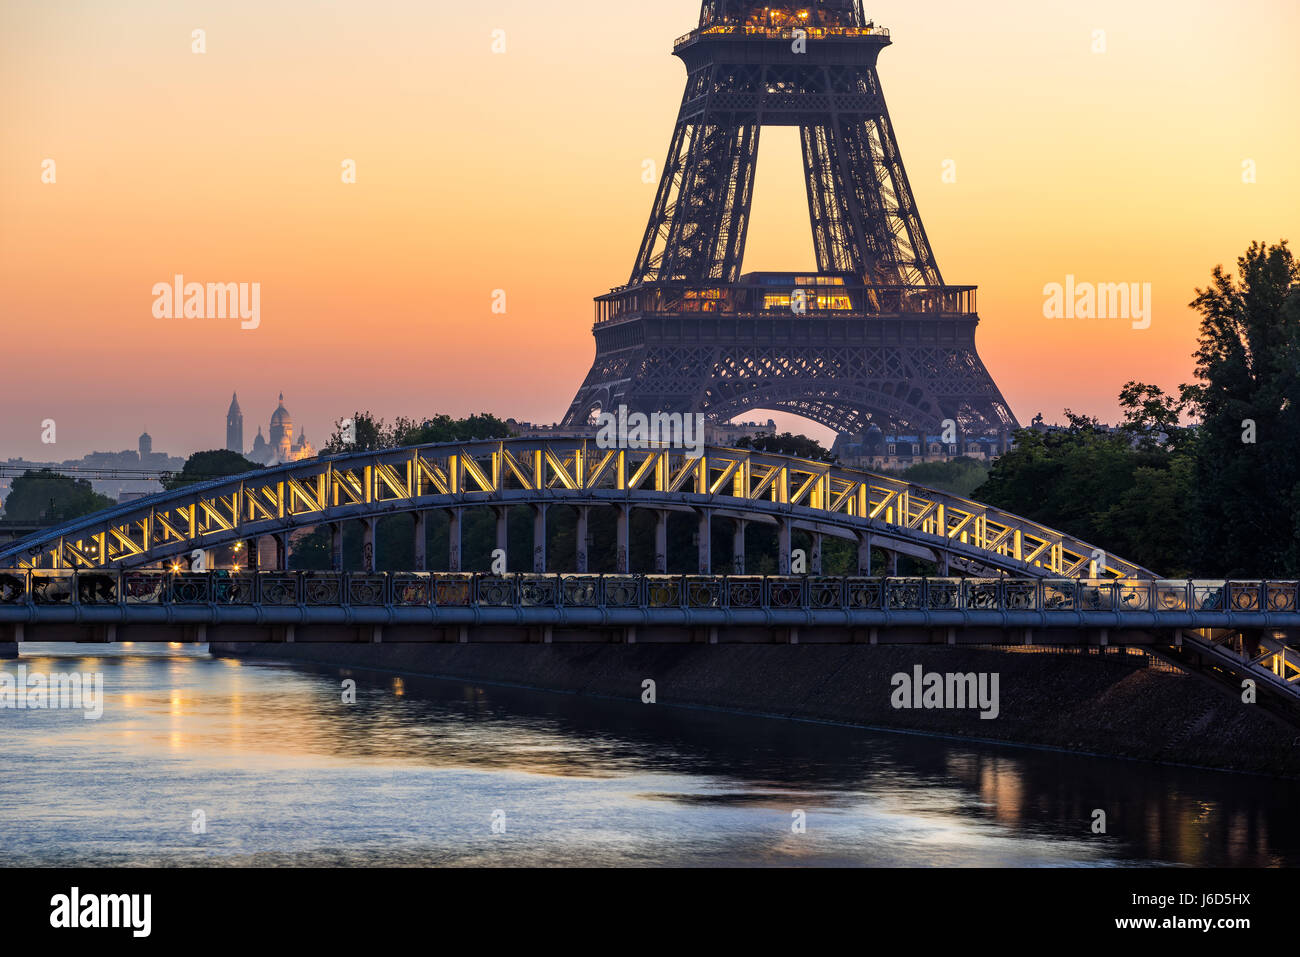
top-left (1, 571), bottom-right (1295, 622)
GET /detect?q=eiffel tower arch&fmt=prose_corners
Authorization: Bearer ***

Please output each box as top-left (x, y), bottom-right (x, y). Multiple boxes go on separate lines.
top-left (562, 0), bottom-right (1018, 439)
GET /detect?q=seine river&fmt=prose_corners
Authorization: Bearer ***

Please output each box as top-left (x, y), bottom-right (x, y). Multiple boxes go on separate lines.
top-left (2, 644), bottom-right (1298, 867)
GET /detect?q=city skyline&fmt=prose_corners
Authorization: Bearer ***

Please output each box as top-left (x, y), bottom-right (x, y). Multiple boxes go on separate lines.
top-left (2, 0), bottom-right (1297, 461)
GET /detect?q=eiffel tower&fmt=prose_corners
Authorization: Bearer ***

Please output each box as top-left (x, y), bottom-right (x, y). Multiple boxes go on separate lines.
top-left (562, 0), bottom-right (1018, 441)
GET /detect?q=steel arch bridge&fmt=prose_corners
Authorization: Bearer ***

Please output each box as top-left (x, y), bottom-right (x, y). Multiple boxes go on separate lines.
top-left (4, 439), bottom-right (1299, 726)
top-left (0, 439), bottom-right (1145, 579)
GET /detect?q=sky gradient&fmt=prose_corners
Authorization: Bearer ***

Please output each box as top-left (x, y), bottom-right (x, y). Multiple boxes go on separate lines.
top-left (1, 0), bottom-right (1297, 459)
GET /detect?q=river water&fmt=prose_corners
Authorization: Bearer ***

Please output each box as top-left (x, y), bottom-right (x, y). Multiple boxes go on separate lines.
top-left (1, 643), bottom-right (1297, 867)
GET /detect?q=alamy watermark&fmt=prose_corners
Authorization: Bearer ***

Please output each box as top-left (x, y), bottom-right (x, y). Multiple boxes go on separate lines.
top-left (50, 887), bottom-right (150, 937)
top-left (595, 405), bottom-right (705, 459)
top-left (0, 665), bottom-right (104, 719)
top-left (1042, 275), bottom-right (1151, 330)
top-left (890, 665), bottom-right (999, 720)
top-left (152, 274), bottom-right (260, 330)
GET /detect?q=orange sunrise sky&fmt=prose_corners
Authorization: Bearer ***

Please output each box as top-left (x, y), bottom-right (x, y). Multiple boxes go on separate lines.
top-left (1, 0), bottom-right (1297, 459)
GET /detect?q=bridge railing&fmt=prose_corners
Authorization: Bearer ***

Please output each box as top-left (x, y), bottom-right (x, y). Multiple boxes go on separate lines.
top-left (2, 571), bottom-right (1297, 617)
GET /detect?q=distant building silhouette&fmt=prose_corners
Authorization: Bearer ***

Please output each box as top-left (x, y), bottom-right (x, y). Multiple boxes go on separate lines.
top-left (1, 430), bottom-right (183, 508)
top-left (242, 393), bottom-right (314, 466)
top-left (226, 393), bottom-right (244, 453)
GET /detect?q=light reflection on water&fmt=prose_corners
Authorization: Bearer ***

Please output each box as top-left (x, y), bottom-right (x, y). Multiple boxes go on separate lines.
top-left (1, 643), bottom-right (1297, 867)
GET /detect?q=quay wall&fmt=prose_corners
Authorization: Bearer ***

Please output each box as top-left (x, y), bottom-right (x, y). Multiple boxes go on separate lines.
top-left (209, 640), bottom-right (1300, 777)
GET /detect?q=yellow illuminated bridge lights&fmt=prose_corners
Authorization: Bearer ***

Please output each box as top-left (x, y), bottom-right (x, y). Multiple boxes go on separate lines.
top-left (0, 439), bottom-right (1150, 580)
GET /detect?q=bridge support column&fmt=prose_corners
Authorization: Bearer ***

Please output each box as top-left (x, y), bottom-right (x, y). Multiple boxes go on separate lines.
top-left (616, 506), bottom-right (630, 574)
top-left (0, 625), bottom-right (17, 658)
top-left (448, 508), bottom-right (462, 573)
top-left (240, 539), bottom-right (258, 572)
top-left (575, 507), bottom-right (590, 573)
top-left (361, 517), bottom-right (377, 573)
top-left (777, 520), bottom-right (791, 575)
top-left (494, 507), bottom-right (509, 568)
top-left (937, 550), bottom-right (950, 576)
top-left (697, 510), bottom-right (712, 575)
top-left (654, 511), bottom-right (668, 573)
top-left (412, 513), bottom-right (427, 572)
top-left (532, 505), bottom-right (547, 573)
top-left (273, 532), bottom-right (290, 572)
top-left (857, 533), bottom-right (873, 576)
top-left (810, 533), bottom-right (822, 575)
top-left (732, 519), bottom-right (746, 574)
top-left (888, 551), bottom-right (899, 576)
top-left (330, 523), bottom-right (344, 572)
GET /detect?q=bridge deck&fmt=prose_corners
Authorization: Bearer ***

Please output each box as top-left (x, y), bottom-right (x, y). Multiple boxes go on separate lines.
top-left (6, 571), bottom-right (1298, 725)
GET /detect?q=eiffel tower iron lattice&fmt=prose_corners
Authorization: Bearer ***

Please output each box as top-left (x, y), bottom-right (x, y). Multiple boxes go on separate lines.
top-left (562, 0), bottom-right (1018, 440)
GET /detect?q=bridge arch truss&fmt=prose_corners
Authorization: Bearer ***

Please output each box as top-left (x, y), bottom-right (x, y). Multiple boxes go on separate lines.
top-left (0, 440), bottom-right (1150, 580)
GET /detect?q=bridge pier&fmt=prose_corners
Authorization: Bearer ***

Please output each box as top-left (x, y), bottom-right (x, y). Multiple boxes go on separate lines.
top-left (616, 505), bottom-right (630, 573)
top-left (361, 518), bottom-right (377, 572)
top-left (575, 507), bottom-right (590, 573)
top-left (448, 508), bottom-right (462, 573)
top-left (273, 532), bottom-right (289, 571)
top-left (532, 505), bottom-right (547, 573)
top-left (857, 532), bottom-right (873, 576)
top-left (493, 506), bottom-right (509, 569)
top-left (697, 509), bottom-right (712, 575)
top-left (0, 624), bottom-right (18, 658)
top-left (654, 510), bottom-right (668, 573)
top-left (732, 519), bottom-right (746, 574)
top-left (810, 533), bottom-right (823, 575)
top-left (330, 523), bottom-right (344, 572)
top-left (777, 520), bottom-right (791, 575)
top-left (412, 513), bottom-right (427, 572)
top-left (937, 550), bottom-right (950, 576)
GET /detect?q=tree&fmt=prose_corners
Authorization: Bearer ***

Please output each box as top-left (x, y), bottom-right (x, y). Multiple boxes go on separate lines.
top-left (1117, 380), bottom-right (1188, 450)
top-left (322, 411), bottom-right (514, 454)
top-left (733, 431), bottom-right (836, 462)
top-left (1, 470), bottom-right (114, 523)
top-left (397, 413), bottom-right (513, 446)
top-left (973, 418), bottom-right (1194, 575)
top-left (973, 242), bottom-right (1300, 578)
top-left (1183, 240), bottom-right (1300, 576)
top-left (162, 450), bottom-right (263, 491)
top-left (898, 457), bottom-right (991, 498)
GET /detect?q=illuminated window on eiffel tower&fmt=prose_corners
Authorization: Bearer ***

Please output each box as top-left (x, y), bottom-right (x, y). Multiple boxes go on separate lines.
top-left (762, 293), bottom-right (853, 312)
top-left (710, 2), bottom-right (865, 29)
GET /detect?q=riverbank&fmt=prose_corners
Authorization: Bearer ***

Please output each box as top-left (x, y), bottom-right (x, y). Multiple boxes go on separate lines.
top-left (210, 641), bottom-right (1300, 778)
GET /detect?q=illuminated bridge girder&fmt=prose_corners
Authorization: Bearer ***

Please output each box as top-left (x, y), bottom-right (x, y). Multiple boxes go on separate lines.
top-left (0, 440), bottom-right (1150, 581)
top-left (2, 435), bottom-right (1297, 727)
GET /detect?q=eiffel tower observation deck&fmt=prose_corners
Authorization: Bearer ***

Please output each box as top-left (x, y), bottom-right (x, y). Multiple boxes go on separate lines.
top-left (562, 0), bottom-right (1019, 440)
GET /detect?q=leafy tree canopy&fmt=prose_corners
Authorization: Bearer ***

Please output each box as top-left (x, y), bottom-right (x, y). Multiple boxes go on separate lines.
top-left (1, 470), bottom-right (115, 524)
top-left (897, 457), bottom-right (991, 498)
top-left (733, 431), bottom-right (836, 462)
top-left (323, 412), bottom-right (514, 454)
top-left (162, 450), bottom-right (263, 491)
top-left (1182, 240), bottom-right (1300, 575)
